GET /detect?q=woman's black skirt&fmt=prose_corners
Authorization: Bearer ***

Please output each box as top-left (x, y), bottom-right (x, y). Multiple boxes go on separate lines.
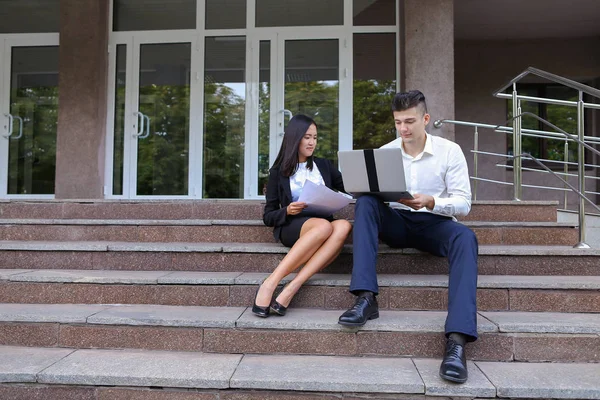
top-left (279, 215), bottom-right (334, 247)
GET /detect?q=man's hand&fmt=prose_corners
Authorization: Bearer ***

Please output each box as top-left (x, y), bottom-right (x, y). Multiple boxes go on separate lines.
top-left (398, 193), bottom-right (435, 211)
top-left (286, 201), bottom-right (307, 215)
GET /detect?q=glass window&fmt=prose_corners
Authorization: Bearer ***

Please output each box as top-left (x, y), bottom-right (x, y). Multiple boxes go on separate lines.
top-left (206, 0), bottom-right (246, 29)
top-left (203, 37), bottom-right (246, 198)
top-left (256, 0), bottom-right (343, 27)
top-left (285, 40), bottom-right (340, 163)
top-left (353, 0), bottom-right (396, 26)
top-left (112, 45), bottom-right (127, 195)
top-left (353, 33), bottom-right (397, 149)
top-left (113, 0), bottom-right (195, 31)
top-left (0, 0), bottom-right (59, 33)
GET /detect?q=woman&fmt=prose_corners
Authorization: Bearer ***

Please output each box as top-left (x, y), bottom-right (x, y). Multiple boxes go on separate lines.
top-left (253, 114), bottom-right (352, 317)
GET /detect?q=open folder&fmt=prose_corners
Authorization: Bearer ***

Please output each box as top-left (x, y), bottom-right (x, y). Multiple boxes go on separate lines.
top-left (297, 180), bottom-right (352, 216)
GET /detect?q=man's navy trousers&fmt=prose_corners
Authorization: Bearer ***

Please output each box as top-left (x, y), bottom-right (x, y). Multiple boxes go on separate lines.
top-left (349, 195), bottom-right (479, 341)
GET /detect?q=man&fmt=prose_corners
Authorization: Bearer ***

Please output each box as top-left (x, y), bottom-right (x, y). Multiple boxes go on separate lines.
top-left (338, 90), bottom-right (478, 384)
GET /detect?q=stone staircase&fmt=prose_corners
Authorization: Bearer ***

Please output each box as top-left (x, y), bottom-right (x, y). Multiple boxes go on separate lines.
top-left (0, 199), bottom-right (599, 399)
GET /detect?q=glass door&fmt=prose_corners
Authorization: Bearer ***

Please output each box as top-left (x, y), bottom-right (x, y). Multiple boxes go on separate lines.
top-left (280, 37), bottom-right (340, 160)
top-left (108, 33), bottom-right (199, 198)
top-left (0, 36), bottom-right (59, 198)
top-left (251, 32), bottom-right (348, 198)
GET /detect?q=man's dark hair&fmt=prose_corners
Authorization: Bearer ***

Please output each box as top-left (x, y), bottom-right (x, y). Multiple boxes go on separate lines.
top-left (392, 90), bottom-right (428, 115)
top-left (272, 114), bottom-right (317, 177)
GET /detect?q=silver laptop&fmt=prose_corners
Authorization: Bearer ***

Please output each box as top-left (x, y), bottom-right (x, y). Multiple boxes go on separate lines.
top-left (338, 148), bottom-right (413, 202)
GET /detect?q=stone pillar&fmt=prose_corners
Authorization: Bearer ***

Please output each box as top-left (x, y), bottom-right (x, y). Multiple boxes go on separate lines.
top-left (55, 0), bottom-right (109, 199)
top-left (403, 0), bottom-right (455, 140)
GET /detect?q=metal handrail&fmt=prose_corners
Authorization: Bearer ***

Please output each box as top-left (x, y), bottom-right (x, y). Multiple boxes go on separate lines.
top-left (493, 67), bottom-right (600, 100)
top-left (470, 176), bottom-right (600, 195)
top-left (437, 115), bottom-right (596, 248)
top-left (494, 93), bottom-right (600, 110)
top-left (493, 164), bottom-right (600, 180)
top-left (515, 153), bottom-right (599, 214)
top-left (470, 149), bottom-right (600, 169)
top-left (502, 112), bottom-right (600, 158)
top-left (467, 151), bottom-right (600, 214)
top-left (435, 68), bottom-right (599, 247)
top-left (433, 119), bottom-right (600, 144)
top-left (493, 67), bottom-right (598, 247)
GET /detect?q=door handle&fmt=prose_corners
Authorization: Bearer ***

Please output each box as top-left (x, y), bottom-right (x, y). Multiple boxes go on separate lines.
top-left (133, 112), bottom-right (145, 138)
top-left (12, 116), bottom-right (23, 139)
top-left (139, 114), bottom-right (151, 139)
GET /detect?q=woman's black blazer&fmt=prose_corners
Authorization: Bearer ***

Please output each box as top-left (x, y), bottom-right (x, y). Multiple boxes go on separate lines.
top-left (263, 157), bottom-right (345, 241)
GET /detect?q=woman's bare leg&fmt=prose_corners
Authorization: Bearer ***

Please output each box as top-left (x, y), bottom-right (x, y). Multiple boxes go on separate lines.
top-left (255, 218), bottom-right (333, 307)
top-left (275, 219), bottom-right (352, 307)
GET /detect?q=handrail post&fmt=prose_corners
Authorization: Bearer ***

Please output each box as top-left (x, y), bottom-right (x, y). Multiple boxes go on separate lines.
top-left (473, 126), bottom-right (478, 200)
top-left (512, 85), bottom-right (522, 200)
top-left (563, 139), bottom-right (568, 209)
top-left (575, 91), bottom-right (590, 248)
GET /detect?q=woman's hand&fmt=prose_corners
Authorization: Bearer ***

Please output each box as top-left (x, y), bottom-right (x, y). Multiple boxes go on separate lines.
top-left (286, 201), bottom-right (307, 215)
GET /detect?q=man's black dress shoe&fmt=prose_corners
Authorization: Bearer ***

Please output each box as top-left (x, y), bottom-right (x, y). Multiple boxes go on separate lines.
top-left (439, 338), bottom-right (468, 383)
top-left (338, 291), bottom-right (379, 326)
top-left (251, 287), bottom-right (271, 318)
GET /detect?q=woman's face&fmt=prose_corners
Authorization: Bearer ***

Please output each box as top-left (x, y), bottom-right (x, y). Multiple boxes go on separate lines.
top-left (298, 124), bottom-right (317, 162)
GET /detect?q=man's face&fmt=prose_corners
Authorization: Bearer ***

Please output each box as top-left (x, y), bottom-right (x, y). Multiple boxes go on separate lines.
top-left (393, 106), bottom-right (430, 145)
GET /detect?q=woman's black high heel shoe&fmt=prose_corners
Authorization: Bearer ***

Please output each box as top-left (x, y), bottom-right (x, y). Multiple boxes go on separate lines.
top-left (270, 299), bottom-right (288, 316)
top-left (270, 283), bottom-right (291, 316)
top-left (252, 287), bottom-right (271, 318)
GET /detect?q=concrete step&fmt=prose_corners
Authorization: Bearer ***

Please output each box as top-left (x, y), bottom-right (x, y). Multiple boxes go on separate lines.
top-left (0, 219), bottom-right (579, 245)
top-left (0, 199), bottom-right (559, 222)
top-left (3, 345), bottom-right (600, 399)
top-left (0, 241), bottom-right (599, 276)
top-left (1, 270), bottom-right (599, 313)
top-left (1, 304), bottom-right (599, 363)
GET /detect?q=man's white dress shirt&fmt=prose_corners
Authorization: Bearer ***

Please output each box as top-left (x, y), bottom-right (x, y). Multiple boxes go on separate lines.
top-left (380, 133), bottom-right (472, 218)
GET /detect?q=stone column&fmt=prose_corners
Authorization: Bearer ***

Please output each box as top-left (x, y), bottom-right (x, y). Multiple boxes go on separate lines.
top-left (403, 0), bottom-right (455, 140)
top-left (55, 0), bottom-right (109, 199)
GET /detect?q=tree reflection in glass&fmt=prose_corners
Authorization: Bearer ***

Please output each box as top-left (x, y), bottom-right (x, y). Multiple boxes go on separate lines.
top-left (136, 43), bottom-right (190, 196)
top-left (353, 33), bottom-right (396, 150)
top-left (284, 40), bottom-right (339, 164)
top-left (8, 46), bottom-right (59, 195)
top-left (203, 37), bottom-right (246, 198)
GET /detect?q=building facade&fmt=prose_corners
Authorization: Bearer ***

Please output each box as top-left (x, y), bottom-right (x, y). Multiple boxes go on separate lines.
top-left (0, 0), bottom-right (598, 208)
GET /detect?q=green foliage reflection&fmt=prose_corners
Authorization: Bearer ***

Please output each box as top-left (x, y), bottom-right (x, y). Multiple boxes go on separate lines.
top-left (203, 83), bottom-right (245, 198)
top-left (8, 86), bottom-right (58, 194)
top-left (353, 79), bottom-right (396, 149)
top-left (285, 80), bottom-right (339, 162)
top-left (137, 84), bottom-right (190, 195)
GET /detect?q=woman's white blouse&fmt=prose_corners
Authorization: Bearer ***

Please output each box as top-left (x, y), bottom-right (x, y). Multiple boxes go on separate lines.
top-left (289, 161), bottom-right (325, 202)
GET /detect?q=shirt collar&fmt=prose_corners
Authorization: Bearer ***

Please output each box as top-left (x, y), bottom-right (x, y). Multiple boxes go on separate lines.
top-left (423, 132), bottom-right (434, 155)
top-left (400, 132), bottom-right (434, 160)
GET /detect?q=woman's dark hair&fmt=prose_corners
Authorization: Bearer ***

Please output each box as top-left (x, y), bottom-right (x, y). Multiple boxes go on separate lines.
top-left (272, 114), bottom-right (317, 177)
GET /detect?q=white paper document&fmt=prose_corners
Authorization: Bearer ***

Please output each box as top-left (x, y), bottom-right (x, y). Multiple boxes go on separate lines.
top-left (298, 180), bottom-right (352, 216)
